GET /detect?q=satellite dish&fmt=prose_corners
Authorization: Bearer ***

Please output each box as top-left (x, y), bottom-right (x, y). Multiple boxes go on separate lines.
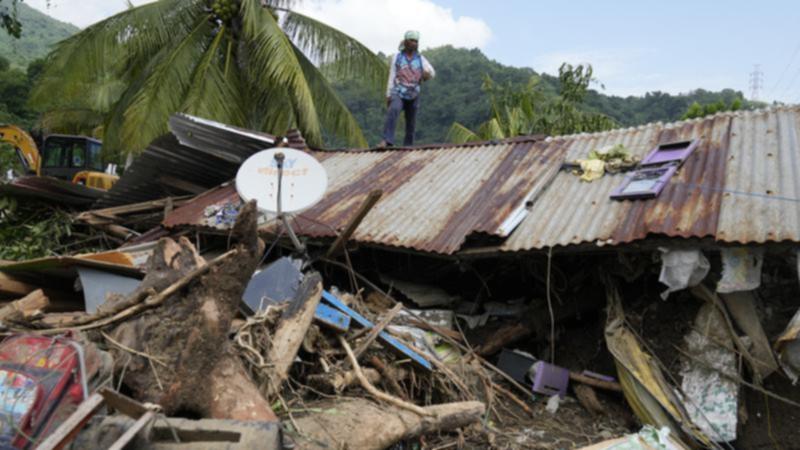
top-left (236, 148), bottom-right (328, 214)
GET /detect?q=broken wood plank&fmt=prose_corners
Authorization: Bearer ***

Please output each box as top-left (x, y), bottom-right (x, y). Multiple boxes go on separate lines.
top-left (691, 285), bottom-right (765, 384)
top-left (0, 288), bottom-right (48, 321)
top-left (264, 273), bottom-right (323, 398)
top-left (353, 303), bottom-right (403, 360)
top-left (0, 272), bottom-right (40, 297)
top-left (76, 196), bottom-right (192, 223)
top-left (100, 387), bottom-right (149, 418)
top-left (720, 291), bottom-right (779, 380)
top-left (325, 190), bottom-right (382, 258)
top-left (475, 322), bottom-right (532, 356)
top-left (36, 392), bottom-right (106, 450)
top-left (569, 371), bottom-right (623, 393)
top-left (322, 290), bottom-right (432, 371)
top-left (107, 411), bottom-right (157, 450)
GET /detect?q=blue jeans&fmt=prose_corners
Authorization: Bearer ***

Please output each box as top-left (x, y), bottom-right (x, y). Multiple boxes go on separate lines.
top-left (382, 95), bottom-right (419, 146)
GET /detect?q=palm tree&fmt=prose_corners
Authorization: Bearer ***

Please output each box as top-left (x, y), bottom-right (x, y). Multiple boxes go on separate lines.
top-left (30, 0), bottom-right (386, 156)
top-left (448, 64), bottom-right (616, 144)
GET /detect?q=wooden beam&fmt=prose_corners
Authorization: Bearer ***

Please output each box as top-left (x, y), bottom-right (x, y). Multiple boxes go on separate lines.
top-left (36, 392), bottom-right (105, 450)
top-left (0, 272), bottom-right (40, 297)
top-left (325, 190), bottom-right (382, 258)
top-left (107, 411), bottom-right (157, 450)
top-left (76, 196), bottom-right (193, 223)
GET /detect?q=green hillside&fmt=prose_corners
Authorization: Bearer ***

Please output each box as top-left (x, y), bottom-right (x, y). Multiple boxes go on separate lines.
top-left (332, 46), bottom-right (754, 147)
top-left (0, 2), bottom-right (78, 68)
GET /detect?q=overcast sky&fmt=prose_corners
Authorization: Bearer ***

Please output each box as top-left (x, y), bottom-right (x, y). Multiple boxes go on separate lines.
top-left (24, 0), bottom-right (800, 104)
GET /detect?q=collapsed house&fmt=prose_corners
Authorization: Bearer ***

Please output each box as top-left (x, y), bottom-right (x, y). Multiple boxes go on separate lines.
top-left (0, 106), bottom-right (799, 449)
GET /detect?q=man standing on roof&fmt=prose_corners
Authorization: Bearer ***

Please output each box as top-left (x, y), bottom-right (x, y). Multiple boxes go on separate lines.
top-left (378, 30), bottom-right (435, 148)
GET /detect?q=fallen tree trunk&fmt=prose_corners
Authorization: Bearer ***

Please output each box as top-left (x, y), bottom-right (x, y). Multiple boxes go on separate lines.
top-left (293, 398), bottom-right (485, 450)
top-left (106, 201), bottom-right (276, 421)
top-left (263, 273), bottom-right (323, 399)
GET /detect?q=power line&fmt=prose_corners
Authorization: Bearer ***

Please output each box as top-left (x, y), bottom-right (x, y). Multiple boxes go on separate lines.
top-left (748, 64), bottom-right (763, 101)
top-left (783, 64), bottom-right (800, 104)
top-left (768, 42), bottom-right (800, 99)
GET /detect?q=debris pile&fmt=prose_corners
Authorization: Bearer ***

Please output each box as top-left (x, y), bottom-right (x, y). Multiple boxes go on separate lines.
top-left (1, 110), bottom-right (799, 449)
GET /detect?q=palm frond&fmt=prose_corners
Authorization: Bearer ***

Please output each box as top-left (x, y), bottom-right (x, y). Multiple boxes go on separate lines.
top-left (281, 10), bottom-right (387, 92)
top-left (181, 27), bottom-right (247, 127)
top-left (241, 0), bottom-right (322, 145)
top-left (32, 0), bottom-right (197, 100)
top-left (478, 118), bottom-right (506, 141)
top-left (119, 15), bottom-right (214, 152)
top-left (447, 122), bottom-right (481, 144)
top-left (292, 45), bottom-right (367, 147)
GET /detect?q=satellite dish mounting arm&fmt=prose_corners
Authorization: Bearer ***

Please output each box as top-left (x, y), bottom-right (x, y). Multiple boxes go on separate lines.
top-left (274, 151), bottom-right (306, 254)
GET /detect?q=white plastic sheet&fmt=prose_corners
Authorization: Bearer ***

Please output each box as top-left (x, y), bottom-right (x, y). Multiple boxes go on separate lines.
top-left (717, 247), bottom-right (764, 293)
top-left (658, 249), bottom-right (710, 300)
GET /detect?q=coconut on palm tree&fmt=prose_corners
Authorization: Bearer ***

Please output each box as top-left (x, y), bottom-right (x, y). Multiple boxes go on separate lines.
top-left (30, 0), bottom-right (386, 157)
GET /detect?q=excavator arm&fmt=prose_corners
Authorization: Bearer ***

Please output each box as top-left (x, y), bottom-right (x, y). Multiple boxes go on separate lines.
top-left (0, 124), bottom-right (41, 175)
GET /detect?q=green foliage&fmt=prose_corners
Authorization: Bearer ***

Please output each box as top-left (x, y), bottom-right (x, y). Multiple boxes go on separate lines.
top-left (681, 96), bottom-right (747, 120)
top-left (333, 47), bottom-right (758, 146)
top-left (0, 0), bottom-right (22, 38)
top-left (0, 196), bottom-right (75, 260)
top-left (448, 63), bottom-right (617, 143)
top-left (30, 0), bottom-right (387, 156)
top-left (0, 141), bottom-right (25, 174)
top-left (0, 2), bottom-right (78, 68)
top-left (0, 54), bottom-right (40, 127)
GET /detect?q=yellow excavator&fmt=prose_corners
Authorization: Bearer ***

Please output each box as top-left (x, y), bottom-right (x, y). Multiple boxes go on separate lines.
top-left (0, 125), bottom-right (119, 191)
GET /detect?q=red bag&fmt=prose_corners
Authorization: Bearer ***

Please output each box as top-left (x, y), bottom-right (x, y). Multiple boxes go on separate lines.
top-left (0, 334), bottom-right (90, 449)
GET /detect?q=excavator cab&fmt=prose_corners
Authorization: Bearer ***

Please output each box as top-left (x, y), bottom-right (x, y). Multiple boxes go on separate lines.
top-left (39, 135), bottom-right (117, 190)
top-left (1, 125), bottom-right (118, 191)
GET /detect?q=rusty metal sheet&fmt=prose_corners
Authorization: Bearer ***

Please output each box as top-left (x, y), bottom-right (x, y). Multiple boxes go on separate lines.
top-left (161, 107), bottom-right (800, 256)
top-left (162, 183), bottom-right (239, 229)
top-left (94, 115), bottom-right (275, 209)
top-left (501, 107), bottom-right (800, 252)
top-left (0, 175), bottom-right (104, 207)
top-left (291, 138), bottom-right (556, 254)
top-left (162, 137), bottom-right (555, 255)
top-left (716, 107), bottom-right (800, 243)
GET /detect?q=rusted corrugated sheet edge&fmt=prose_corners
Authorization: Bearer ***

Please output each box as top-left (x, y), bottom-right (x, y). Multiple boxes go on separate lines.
top-left (499, 106), bottom-right (800, 252)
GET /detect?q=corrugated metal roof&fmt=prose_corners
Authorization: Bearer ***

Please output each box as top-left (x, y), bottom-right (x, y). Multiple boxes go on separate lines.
top-left (716, 107), bottom-right (800, 244)
top-left (501, 106), bottom-right (800, 251)
top-left (162, 137), bottom-right (562, 254)
top-left (0, 175), bottom-right (105, 207)
top-left (162, 183), bottom-right (239, 230)
top-left (162, 107), bottom-right (800, 255)
top-left (93, 115), bottom-right (275, 208)
top-left (292, 139), bottom-right (564, 254)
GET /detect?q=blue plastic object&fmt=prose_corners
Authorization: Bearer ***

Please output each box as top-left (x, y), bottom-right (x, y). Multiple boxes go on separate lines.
top-left (321, 290), bottom-right (432, 371)
top-left (314, 303), bottom-right (351, 333)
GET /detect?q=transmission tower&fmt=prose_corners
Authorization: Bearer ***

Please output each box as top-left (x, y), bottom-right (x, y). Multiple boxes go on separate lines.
top-left (749, 64), bottom-right (763, 101)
